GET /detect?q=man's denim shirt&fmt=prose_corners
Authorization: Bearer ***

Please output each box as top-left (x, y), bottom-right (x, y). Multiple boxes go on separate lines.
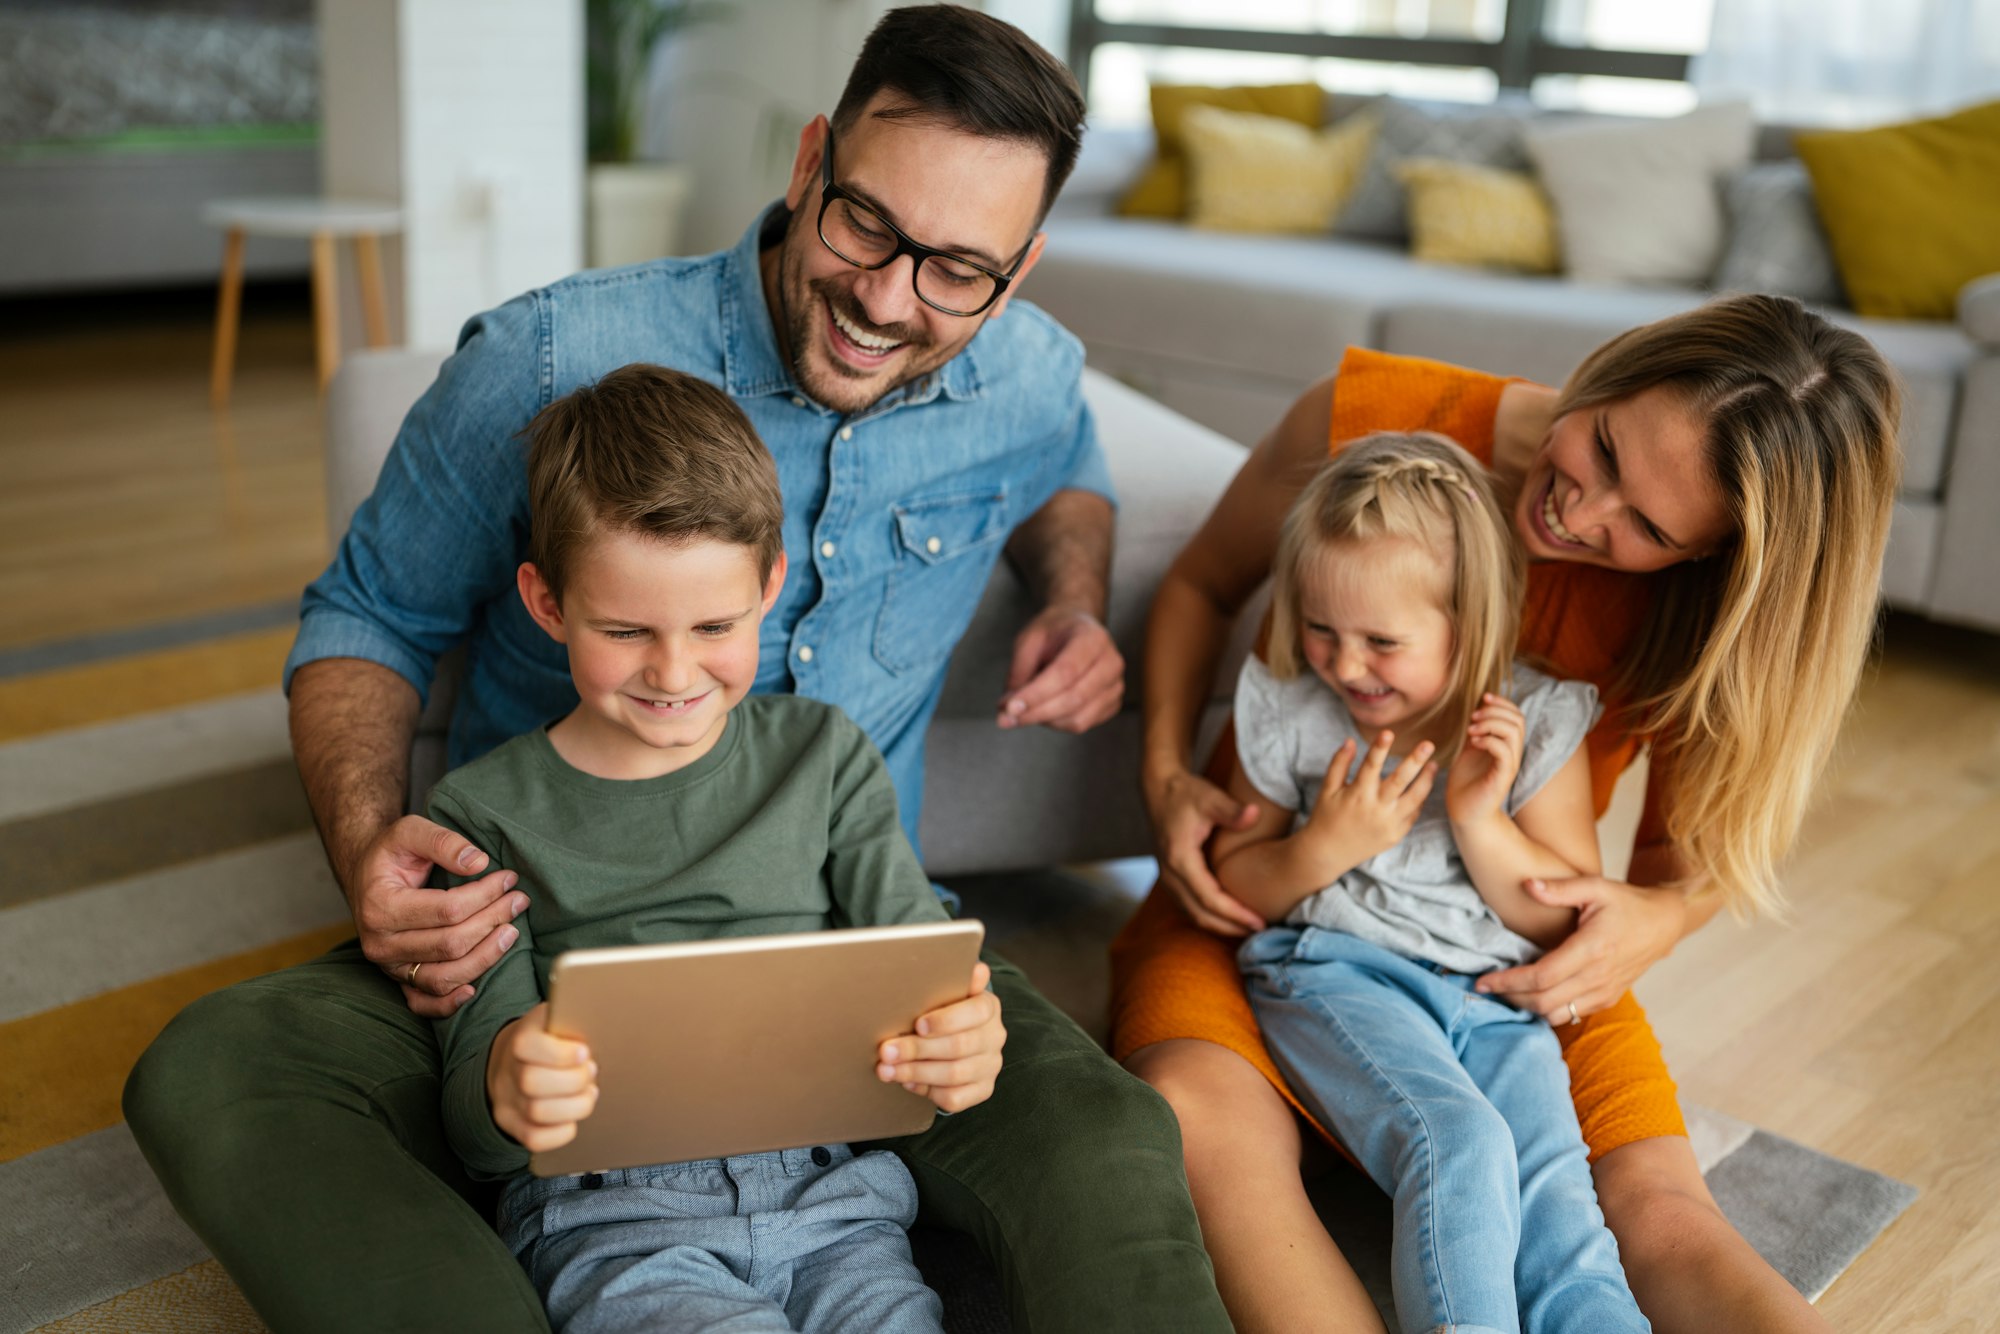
top-left (285, 207), bottom-right (1110, 850)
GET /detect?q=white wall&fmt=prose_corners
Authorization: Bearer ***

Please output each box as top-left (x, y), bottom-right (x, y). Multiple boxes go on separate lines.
top-left (649, 0), bottom-right (900, 255)
top-left (320, 0), bottom-right (585, 351)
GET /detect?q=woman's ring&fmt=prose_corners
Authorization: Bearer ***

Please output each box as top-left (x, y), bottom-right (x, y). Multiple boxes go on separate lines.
top-left (1566, 1000), bottom-right (1581, 1026)
top-left (408, 961), bottom-right (423, 987)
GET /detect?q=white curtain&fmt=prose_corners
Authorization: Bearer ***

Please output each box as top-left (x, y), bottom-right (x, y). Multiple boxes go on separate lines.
top-left (1692, 0), bottom-right (2000, 126)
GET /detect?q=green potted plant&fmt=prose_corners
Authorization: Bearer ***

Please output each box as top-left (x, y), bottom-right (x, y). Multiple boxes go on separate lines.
top-left (585, 0), bottom-right (721, 266)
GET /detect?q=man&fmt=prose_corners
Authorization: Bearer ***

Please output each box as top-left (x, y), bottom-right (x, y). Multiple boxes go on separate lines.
top-left (123, 7), bottom-right (1230, 1333)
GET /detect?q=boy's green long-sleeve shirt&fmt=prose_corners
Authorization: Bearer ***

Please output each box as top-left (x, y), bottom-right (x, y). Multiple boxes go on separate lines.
top-left (427, 695), bottom-right (947, 1180)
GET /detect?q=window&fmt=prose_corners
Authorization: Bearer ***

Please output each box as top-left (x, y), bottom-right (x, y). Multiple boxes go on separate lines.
top-left (1070, 0), bottom-right (1716, 123)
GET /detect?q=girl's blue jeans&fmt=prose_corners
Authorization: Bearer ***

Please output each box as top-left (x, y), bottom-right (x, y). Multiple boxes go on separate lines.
top-left (1241, 926), bottom-right (1649, 1334)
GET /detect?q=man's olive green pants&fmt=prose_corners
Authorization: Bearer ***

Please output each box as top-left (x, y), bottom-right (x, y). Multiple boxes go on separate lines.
top-left (123, 941), bottom-right (1230, 1334)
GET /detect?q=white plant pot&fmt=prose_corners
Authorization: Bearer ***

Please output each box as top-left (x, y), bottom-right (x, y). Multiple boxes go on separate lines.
top-left (588, 162), bottom-right (695, 268)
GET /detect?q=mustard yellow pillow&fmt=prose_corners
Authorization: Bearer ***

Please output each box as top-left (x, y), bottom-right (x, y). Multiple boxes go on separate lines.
top-left (1181, 104), bottom-right (1378, 234)
top-left (1795, 99), bottom-right (2000, 319)
top-left (1393, 157), bottom-right (1560, 273)
top-left (1118, 82), bottom-right (1324, 218)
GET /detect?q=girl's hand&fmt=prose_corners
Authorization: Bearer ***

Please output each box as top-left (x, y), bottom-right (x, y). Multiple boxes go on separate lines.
top-left (878, 962), bottom-right (1006, 1114)
top-left (1306, 732), bottom-right (1436, 867)
top-left (1475, 875), bottom-right (1689, 1021)
top-left (1446, 694), bottom-right (1526, 826)
top-left (486, 1003), bottom-right (598, 1153)
top-left (1143, 764), bottom-right (1266, 936)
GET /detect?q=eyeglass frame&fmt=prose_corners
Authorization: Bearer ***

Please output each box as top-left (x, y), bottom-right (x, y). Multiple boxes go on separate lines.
top-left (814, 129), bottom-right (1033, 318)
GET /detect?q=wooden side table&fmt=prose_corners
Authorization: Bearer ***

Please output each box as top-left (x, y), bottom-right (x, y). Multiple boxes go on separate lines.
top-left (203, 198), bottom-right (404, 407)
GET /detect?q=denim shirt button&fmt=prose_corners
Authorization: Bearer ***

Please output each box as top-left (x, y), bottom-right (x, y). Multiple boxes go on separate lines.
top-left (810, 1146), bottom-right (832, 1167)
top-left (797, 645), bottom-right (814, 663)
top-left (925, 536), bottom-right (942, 554)
top-left (839, 427), bottom-right (854, 441)
top-left (579, 1172), bottom-right (603, 1190)
top-left (790, 396), bottom-right (806, 408)
top-left (819, 540), bottom-right (836, 558)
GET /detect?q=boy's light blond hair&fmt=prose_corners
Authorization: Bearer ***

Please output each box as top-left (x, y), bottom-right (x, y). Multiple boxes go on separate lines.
top-left (1267, 431), bottom-right (1523, 769)
top-left (524, 363), bottom-right (783, 602)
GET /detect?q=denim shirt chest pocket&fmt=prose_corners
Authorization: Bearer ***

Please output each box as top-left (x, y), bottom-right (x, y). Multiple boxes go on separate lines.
top-left (872, 487), bottom-right (1010, 675)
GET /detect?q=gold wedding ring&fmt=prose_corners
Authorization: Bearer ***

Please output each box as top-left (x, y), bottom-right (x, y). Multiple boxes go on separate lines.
top-left (1566, 1000), bottom-right (1581, 1026)
top-left (408, 961), bottom-right (423, 987)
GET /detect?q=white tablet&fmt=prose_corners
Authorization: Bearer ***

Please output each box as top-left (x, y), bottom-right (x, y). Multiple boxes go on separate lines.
top-left (530, 918), bottom-right (986, 1178)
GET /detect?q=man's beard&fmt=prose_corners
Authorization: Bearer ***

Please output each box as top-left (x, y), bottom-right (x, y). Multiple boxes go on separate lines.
top-left (777, 219), bottom-right (957, 415)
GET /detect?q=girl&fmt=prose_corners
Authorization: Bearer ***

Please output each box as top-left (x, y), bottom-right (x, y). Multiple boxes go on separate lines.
top-left (1216, 432), bottom-right (1645, 1334)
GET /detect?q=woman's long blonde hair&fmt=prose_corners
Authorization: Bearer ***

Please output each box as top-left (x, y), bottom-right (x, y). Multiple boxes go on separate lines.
top-left (1268, 431), bottom-right (1524, 769)
top-left (1557, 294), bottom-right (1903, 918)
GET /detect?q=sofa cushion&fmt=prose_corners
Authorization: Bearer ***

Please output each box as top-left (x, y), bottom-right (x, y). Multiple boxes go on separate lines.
top-left (1118, 82), bottom-right (1325, 219)
top-left (1182, 104), bottom-right (1377, 234)
top-left (1524, 102), bottom-right (1756, 286)
top-left (1336, 96), bottom-right (1539, 242)
top-left (1712, 160), bottom-right (1845, 306)
top-left (1395, 157), bottom-right (1559, 273)
top-left (1796, 99), bottom-right (2000, 321)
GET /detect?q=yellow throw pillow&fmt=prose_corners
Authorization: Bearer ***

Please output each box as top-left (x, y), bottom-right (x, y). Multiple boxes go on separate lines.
top-left (1118, 82), bottom-right (1324, 218)
top-left (1393, 157), bottom-right (1561, 273)
top-left (1795, 99), bottom-right (2000, 320)
top-left (1182, 104), bottom-right (1378, 235)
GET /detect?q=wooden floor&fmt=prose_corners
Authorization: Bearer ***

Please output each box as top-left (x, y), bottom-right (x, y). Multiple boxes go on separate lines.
top-left (2, 290), bottom-right (1996, 1331)
top-left (0, 285), bottom-right (327, 652)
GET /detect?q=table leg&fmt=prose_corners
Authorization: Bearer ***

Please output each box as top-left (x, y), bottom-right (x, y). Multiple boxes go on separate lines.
top-left (354, 233), bottom-right (391, 348)
top-left (310, 231), bottom-right (340, 391)
top-left (209, 228), bottom-right (246, 409)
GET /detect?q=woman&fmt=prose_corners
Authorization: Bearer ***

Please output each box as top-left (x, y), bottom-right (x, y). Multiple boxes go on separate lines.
top-left (1115, 294), bottom-right (1900, 1333)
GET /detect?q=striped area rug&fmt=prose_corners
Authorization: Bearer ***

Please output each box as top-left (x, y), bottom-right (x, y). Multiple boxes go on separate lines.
top-left (0, 631), bottom-right (350, 1332)
top-left (0, 630), bottom-right (1918, 1331)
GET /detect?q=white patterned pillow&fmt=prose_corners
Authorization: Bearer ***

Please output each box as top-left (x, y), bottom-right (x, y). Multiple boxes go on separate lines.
top-left (1525, 102), bottom-right (1757, 286)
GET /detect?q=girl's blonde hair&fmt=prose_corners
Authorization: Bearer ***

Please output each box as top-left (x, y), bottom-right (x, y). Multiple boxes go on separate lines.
top-left (1268, 431), bottom-right (1524, 769)
top-left (1557, 294), bottom-right (1903, 919)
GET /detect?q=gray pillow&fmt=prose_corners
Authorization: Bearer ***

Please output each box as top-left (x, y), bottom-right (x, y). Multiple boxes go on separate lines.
top-left (1335, 97), bottom-right (1538, 242)
top-left (1711, 160), bottom-right (1846, 306)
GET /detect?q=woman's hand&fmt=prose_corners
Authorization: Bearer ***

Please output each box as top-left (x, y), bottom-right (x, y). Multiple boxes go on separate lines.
top-left (1144, 764), bottom-right (1266, 936)
top-left (878, 962), bottom-right (1005, 1114)
top-left (1475, 874), bottom-right (1690, 1022)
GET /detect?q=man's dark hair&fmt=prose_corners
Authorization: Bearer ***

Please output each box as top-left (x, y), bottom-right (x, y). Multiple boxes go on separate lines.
top-left (831, 3), bottom-right (1085, 223)
top-left (524, 364), bottom-right (784, 603)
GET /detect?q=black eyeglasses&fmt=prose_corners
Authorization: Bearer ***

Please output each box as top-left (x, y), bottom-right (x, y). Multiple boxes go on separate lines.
top-left (815, 130), bottom-right (1030, 318)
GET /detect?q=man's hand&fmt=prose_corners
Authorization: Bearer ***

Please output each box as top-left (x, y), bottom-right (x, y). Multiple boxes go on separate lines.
top-left (876, 961), bottom-right (1005, 1114)
top-left (350, 814), bottom-right (527, 1018)
top-left (997, 608), bottom-right (1124, 733)
top-left (486, 1004), bottom-right (597, 1153)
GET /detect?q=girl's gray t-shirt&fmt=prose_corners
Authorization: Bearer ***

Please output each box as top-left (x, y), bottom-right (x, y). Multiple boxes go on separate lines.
top-left (1234, 656), bottom-right (1599, 972)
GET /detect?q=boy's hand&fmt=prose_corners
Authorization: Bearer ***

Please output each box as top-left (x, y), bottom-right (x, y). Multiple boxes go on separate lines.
top-left (1446, 694), bottom-right (1526, 826)
top-left (1305, 731), bottom-right (1436, 866)
top-left (877, 962), bottom-right (1005, 1114)
top-left (486, 1003), bottom-right (598, 1154)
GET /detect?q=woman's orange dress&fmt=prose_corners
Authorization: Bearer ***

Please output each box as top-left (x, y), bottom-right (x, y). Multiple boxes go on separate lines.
top-left (1109, 346), bottom-right (1688, 1161)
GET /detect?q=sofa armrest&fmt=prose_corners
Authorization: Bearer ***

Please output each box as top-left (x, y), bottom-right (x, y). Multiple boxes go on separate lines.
top-left (1959, 274), bottom-right (2000, 349)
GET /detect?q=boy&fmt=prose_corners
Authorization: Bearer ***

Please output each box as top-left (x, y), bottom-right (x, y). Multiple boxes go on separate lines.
top-left (430, 363), bottom-right (1004, 1333)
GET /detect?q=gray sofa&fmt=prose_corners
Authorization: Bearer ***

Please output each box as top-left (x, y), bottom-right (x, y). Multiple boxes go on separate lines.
top-left (1031, 115), bottom-right (2000, 633)
top-left (325, 348), bottom-right (1256, 879)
